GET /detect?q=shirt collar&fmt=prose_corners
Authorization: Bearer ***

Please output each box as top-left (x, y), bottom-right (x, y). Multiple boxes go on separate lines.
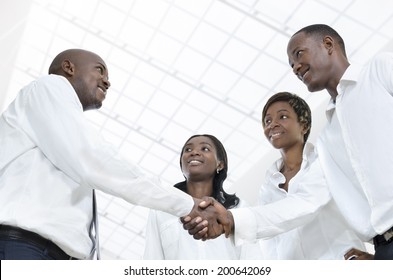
top-left (325, 63), bottom-right (362, 121)
top-left (267, 142), bottom-right (315, 186)
top-left (52, 74), bottom-right (84, 112)
top-left (338, 63), bottom-right (362, 92)
top-left (325, 98), bottom-right (336, 122)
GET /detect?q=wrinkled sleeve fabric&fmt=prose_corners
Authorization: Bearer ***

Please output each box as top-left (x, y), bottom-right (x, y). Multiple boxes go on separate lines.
top-left (18, 75), bottom-right (193, 217)
top-left (143, 210), bottom-right (165, 259)
top-left (230, 154), bottom-right (331, 245)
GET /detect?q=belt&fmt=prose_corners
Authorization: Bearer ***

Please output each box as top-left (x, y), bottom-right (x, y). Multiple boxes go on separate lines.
top-left (373, 226), bottom-right (393, 248)
top-left (0, 224), bottom-right (77, 260)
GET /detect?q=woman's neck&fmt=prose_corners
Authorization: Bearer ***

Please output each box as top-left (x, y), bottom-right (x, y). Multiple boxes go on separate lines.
top-left (279, 145), bottom-right (304, 192)
top-left (280, 144), bottom-right (303, 171)
top-left (186, 180), bottom-right (214, 199)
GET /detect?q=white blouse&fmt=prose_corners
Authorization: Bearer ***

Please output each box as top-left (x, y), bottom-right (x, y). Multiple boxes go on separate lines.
top-left (230, 143), bottom-right (365, 259)
top-left (144, 200), bottom-right (263, 260)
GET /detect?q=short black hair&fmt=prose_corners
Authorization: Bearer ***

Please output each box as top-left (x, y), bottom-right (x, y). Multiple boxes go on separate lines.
top-left (262, 92), bottom-right (312, 143)
top-left (293, 24), bottom-right (347, 58)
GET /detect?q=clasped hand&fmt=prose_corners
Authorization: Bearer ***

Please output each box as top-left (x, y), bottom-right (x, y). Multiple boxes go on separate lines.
top-left (344, 248), bottom-right (374, 260)
top-left (181, 197), bottom-right (234, 240)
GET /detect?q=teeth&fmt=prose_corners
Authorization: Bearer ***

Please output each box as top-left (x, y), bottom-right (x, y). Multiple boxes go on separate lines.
top-left (301, 71), bottom-right (309, 82)
top-left (98, 87), bottom-right (106, 95)
top-left (270, 132), bottom-right (282, 139)
top-left (189, 160), bottom-right (201, 164)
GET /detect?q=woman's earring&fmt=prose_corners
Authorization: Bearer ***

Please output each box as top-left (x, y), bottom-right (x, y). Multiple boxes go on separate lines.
top-left (216, 169), bottom-right (220, 174)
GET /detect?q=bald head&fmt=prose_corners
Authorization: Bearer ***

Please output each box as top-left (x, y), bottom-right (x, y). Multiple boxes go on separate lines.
top-left (47, 48), bottom-right (110, 111)
top-left (48, 49), bottom-right (104, 75)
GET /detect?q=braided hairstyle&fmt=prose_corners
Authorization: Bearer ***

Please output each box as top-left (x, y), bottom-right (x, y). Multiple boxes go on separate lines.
top-left (262, 92), bottom-right (312, 143)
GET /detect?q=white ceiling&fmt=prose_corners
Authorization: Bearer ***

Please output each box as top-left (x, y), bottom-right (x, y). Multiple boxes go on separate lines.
top-left (2, 0), bottom-right (393, 259)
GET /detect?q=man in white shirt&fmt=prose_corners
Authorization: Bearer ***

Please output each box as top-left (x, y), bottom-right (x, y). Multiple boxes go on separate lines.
top-left (285, 24), bottom-right (393, 259)
top-left (184, 25), bottom-right (393, 259)
top-left (0, 49), bottom-right (224, 260)
top-left (182, 92), bottom-right (365, 259)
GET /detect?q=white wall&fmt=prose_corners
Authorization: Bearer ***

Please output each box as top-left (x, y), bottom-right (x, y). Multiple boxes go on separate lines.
top-left (0, 0), bottom-right (32, 111)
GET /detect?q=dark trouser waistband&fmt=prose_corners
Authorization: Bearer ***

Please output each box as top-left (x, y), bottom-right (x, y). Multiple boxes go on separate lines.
top-left (373, 226), bottom-right (393, 248)
top-left (0, 224), bottom-right (78, 260)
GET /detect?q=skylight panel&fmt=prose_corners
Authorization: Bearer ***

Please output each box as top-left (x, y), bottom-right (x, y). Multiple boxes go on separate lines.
top-left (217, 37), bottom-right (259, 72)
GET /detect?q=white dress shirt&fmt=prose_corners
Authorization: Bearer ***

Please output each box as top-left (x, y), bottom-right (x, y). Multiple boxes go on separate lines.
top-left (0, 74), bottom-right (193, 259)
top-left (317, 52), bottom-right (393, 240)
top-left (144, 200), bottom-right (263, 259)
top-left (230, 143), bottom-right (365, 259)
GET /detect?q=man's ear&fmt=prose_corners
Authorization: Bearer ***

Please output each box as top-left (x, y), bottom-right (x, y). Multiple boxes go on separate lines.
top-left (61, 59), bottom-right (75, 76)
top-left (323, 36), bottom-right (334, 55)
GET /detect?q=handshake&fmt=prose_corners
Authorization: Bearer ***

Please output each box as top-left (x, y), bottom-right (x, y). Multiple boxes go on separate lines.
top-left (181, 197), bottom-right (235, 240)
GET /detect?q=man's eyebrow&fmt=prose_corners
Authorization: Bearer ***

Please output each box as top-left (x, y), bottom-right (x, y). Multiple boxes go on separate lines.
top-left (97, 62), bottom-right (107, 70)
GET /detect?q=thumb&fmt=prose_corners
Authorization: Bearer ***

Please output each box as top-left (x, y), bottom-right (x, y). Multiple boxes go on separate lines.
top-left (199, 196), bottom-right (215, 209)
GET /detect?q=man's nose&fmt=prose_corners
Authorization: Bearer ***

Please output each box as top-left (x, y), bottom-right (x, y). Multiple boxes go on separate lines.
top-left (103, 76), bottom-right (111, 89)
top-left (292, 62), bottom-right (301, 76)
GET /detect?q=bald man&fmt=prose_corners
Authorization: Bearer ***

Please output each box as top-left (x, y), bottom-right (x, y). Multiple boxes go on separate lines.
top-left (0, 49), bottom-right (224, 260)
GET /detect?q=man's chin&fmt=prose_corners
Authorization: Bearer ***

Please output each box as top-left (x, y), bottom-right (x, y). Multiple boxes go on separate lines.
top-left (306, 83), bottom-right (321, 93)
top-left (83, 102), bottom-right (102, 111)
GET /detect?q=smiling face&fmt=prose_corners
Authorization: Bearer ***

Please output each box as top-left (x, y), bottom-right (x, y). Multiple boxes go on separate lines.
top-left (66, 50), bottom-right (111, 111)
top-left (180, 136), bottom-right (223, 181)
top-left (287, 32), bottom-right (333, 93)
top-left (263, 101), bottom-right (307, 150)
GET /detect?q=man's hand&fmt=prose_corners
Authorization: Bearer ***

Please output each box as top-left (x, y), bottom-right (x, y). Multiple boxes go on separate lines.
top-left (181, 197), bottom-right (234, 240)
top-left (344, 248), bottom-right (374, 260)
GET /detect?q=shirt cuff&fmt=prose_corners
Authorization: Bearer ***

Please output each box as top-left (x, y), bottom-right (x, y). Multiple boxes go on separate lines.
top-left (230, 207), bottom-right (257, 246)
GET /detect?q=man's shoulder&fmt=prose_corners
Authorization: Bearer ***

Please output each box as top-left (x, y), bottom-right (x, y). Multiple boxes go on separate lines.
top-left (363, 52), bottom-right (393, 83)
top-left (34, 75), bottom-right (75, 97)
top-left (37, 74), bottom-right (68, 85)
top-left (368, 52), bottom-right (393, 67)
top-left (373, 51), bottom-right (393, 59)
top-left (24, 74), bottom-right (67, 91)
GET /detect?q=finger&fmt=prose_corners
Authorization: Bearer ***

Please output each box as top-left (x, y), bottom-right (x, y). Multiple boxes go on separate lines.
top-left (347, 254), bottom-right (358, 260)
top-left (198, 200), bottom-right (214, 209)
top-left (353, 252), bottom-right (373, 260)
top-left (219, 210), bottom-right (234, 238)
top-left (344, 248), bottom-right (358, 260)
top-left (193, 226), bottom-right (208, 240)
top-left (182, 216), bottom-right (202, 230)
top-left (206, 222), bottom-right (224, 240)
top-left (180, 216), bottom-right (191, 223)
top-left (199, 201), bottom-right (208, 208)
top-left (187, 220), bottom-right (208, 235)
top-left (199, 197), bottom-right (215, 209)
